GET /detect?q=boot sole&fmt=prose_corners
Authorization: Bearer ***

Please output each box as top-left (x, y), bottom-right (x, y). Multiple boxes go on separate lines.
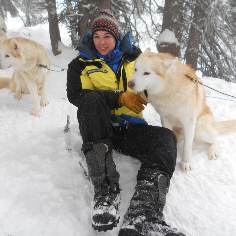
top-left (118, 228), bottom-right (143, 236)
top-left (92, 216), bottom-right (120, 232)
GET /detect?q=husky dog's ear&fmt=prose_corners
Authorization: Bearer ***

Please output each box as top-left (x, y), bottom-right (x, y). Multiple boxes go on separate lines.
top-left (11, 39), bottom-right (20, 50)
top-left (144, 47), bottom-right (151, 53)
top-left (164, 57), bottom-right (178, 74)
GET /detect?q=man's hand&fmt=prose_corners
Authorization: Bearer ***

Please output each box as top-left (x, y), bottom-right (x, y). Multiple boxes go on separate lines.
top-left (119, 92), bottom-right (147, 114)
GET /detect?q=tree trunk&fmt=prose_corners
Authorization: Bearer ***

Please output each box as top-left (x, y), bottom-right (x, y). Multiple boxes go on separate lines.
top-left (65, 0), bottom-right (79, 47)
top-left (157, 0), bottom-right (184, 57)
top-left (45, 0), bottom-right (61, 56)
top-left (157, 29), bottom-right (180, 57)
top-left (95, 0), bottom-right (111, 9)
top-left (184, 0), bottom-right (205, 70)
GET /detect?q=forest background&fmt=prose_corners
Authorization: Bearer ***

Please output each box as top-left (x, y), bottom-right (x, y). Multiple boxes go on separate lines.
top-left (0, 0), bottom-right (235, 81)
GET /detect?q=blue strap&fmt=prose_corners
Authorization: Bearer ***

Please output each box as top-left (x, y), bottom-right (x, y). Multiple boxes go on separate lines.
top-left (110, 114), bottom-right (148, 126)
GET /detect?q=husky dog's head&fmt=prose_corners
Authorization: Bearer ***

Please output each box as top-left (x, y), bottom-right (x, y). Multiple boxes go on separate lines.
top-left (128, 48), bottom-right (178, 95)
top-left (0, 37), bottom-right (25, 69)
top-left (0, 16), bottom-right (7, 37)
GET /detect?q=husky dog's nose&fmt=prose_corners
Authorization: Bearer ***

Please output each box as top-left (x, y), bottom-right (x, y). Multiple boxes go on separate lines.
top-left (128, 80), bottom-right (135, 89)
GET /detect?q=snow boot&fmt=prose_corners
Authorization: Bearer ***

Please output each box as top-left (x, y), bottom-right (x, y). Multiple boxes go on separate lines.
top-left (118, 168), bottom-right (186, 236)
top-left (83, 141), bottom-right (120, 232)
top-left (92, 182), bottom-right (121, 231)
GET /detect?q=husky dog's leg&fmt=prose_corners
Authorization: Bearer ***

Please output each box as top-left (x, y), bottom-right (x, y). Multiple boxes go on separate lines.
top-left (195, 115), bottom-right (219, 159)
top-left (161, 117), bottom-right (173, 130)
top-left (208, 138), bottom-right (219, 159)
top-left (195, 125), bottom-right (219, 159)
top-left (180, 119), bottom-right (196, 171)
top-left (172, 126), bottom-right (184, 142)
top-left (25, 79), bottom-right (41, 116)
top-left (40, 73), bottom-right (49, 107)
top-left (13, 72), bottom-right (22, 99)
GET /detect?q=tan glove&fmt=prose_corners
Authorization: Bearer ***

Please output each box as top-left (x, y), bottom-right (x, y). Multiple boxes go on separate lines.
top-left (119, 92), bottom-right (147, 114)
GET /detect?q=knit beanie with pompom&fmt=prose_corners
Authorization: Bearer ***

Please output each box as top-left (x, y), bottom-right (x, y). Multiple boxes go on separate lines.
top-left (91, 9), bottom-right (119, 40)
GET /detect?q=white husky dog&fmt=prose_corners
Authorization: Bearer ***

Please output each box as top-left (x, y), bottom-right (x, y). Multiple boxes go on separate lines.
top-left (0, 36), bottom-right (50, 116)
top-left (128, 48), bottom-right (236, 171)
top-left (0, 16), bottom-right (7, 36)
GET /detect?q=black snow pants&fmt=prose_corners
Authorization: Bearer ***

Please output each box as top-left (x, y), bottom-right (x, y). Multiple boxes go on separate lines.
top-left (78, 92), bottom-right (177, 178)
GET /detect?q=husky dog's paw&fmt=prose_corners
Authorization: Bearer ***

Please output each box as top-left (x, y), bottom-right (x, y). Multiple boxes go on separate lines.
top-left (208, 144), bottom-right (219, 160)
top-left (40, 99), bottom-right (49, 106)
top-left (30, 109), bottom-right (40, 117)
top-left (14, 91), bottom-right (22, 99)
top-left (180, 161), bottom-right (192, 171)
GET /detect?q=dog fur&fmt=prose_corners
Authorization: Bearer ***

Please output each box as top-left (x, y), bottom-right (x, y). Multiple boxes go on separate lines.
top-left (0, 16), bottom-right (7, 36)
top-left (0, 36), bottom-right (50, 116)
top-left (128, 48), bottom-right (236, 171)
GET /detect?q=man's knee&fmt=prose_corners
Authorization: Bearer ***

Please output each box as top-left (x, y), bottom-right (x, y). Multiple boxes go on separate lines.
top-left (150, 126), bottom-right (177, 150)
top-left (77, 92), bottom-right (108, 121)
top-left (79, 92), bottom-right (104, 109)
top-left (143, 127), bottom-right (177, 177)
top-left (162, 127), bottom-right (177, 148)
top-left (77, 92), bottom-right (113, 142)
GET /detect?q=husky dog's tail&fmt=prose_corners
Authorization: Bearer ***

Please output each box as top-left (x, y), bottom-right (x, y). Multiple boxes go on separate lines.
top-left (215, 120), bottom-right (236, 134)
top-left (0, 77), bottom-right (11, 89)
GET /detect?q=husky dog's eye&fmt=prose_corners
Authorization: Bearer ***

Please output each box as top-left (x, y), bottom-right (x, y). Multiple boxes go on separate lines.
top-left (144, 72), bottom-right (150, 75)
top-left (135, 68), bottom-right (137, 72)
top-left (5, 55), bottom-right (10, 58)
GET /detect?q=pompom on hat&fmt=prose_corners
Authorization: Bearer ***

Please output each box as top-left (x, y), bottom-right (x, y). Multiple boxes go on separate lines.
top-left (91, 9), bottom-right (119, 40)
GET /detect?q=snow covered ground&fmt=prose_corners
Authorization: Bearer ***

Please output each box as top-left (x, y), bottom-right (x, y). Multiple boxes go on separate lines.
top-left (0, 22), bottom-right (236, 236)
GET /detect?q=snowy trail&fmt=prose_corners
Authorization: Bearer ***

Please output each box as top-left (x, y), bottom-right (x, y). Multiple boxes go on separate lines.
top-left (0, 25), bottom-right (236, 236)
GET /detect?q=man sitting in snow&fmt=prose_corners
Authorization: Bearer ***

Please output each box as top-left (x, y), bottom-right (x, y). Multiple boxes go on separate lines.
top-left (67, 9), bottom-right (186, 236)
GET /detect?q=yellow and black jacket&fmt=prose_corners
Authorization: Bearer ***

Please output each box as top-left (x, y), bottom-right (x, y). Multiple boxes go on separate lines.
top-left (67, 30), bottom-right (145, 121)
